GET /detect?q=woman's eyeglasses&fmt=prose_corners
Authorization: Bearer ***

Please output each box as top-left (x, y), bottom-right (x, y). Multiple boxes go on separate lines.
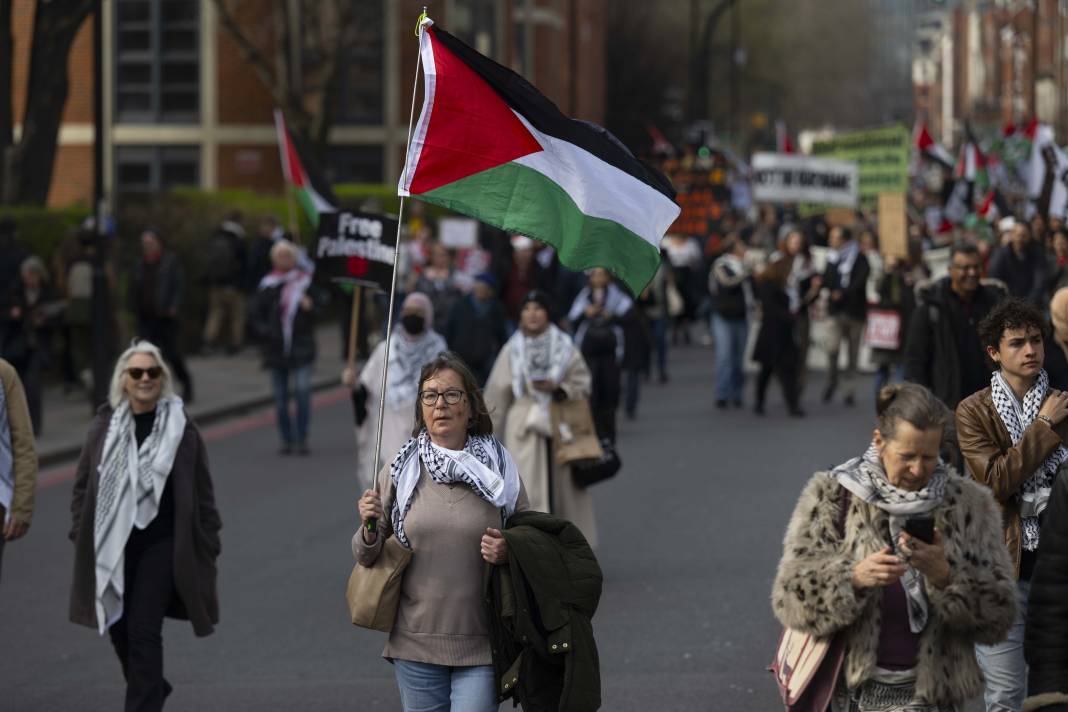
top-left (127, 367), bottom-right (162, 381)
top-left (419, 389), bottom-right (465, 406)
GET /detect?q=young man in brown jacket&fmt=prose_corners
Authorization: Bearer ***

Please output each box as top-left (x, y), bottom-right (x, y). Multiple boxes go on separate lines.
top-left (0, 357), bottom-right (37, 581)
top-left (956, 298), bottom-right (1068, 712)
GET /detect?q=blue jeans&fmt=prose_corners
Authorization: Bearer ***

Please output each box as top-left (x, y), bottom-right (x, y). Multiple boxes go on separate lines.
top-left (270, 365), bottom-right (312, 445)
top-left (711, 314), bottom-right (747, 402)
top-left (393, 660), bottom-right (498, 712)
top-left (975, 579), bottom-right (1029, 712)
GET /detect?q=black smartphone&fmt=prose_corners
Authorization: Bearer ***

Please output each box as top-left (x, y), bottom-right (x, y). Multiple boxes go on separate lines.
top-left (903, 515), bottom-right (935, 545)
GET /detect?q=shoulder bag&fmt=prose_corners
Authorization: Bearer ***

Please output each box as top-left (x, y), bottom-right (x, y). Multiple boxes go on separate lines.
top-left (346, 532), bottom-right (413, 632)
top-left (770, 486), bottom-right (851, 712)
top-left (550, 397), bottom-right (604, 467)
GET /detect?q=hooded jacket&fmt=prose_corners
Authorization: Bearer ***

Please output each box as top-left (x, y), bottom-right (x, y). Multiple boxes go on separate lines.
top-left (485, 511), bottom-right (602, 712)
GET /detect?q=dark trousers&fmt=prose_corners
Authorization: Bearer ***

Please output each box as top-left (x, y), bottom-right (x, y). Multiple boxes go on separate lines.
top-left (755, 360), bottom-right (800, 412)
top-left (108, 537), bottom-right (175, 712)
top-left (138, 317), bottom-right (192, 400)
top-left (624, 367), bottom-right (642, 416)
top-left (0, 504), bottom-right (6, 582)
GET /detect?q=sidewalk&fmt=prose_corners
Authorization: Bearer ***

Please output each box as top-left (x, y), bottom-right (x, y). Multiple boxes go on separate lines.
top-left (35, 326), bottom-right (347, 467)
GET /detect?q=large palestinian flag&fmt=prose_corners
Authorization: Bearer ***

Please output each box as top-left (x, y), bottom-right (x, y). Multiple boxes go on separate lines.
top-left (274, 109), bottom-right (338, 227)
top-left (398, 20), bottom-right (680, 294)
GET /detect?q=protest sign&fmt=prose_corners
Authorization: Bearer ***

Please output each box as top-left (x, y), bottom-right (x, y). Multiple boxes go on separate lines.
top-left (314, 210), bottom-right (398, 291)
top-left (751, 153), bottom-right (859, 207)
top-left (438, 217), bottom-right (479, 248)
top-left (877, 192), bottom-right (908, 259)
top-left (809, 125), bottom-right (910, 200)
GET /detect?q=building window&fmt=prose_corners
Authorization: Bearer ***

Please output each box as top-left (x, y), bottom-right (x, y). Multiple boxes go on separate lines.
top-left (333, 1), bottom-right (384, 125)
top-left (115, 146), bottom-right (200, 200)
top-left (452, 0), bottom-right (498, 59)
top-left (115, 0), bottom-right (200, 123)
top-left (325, 145), bottom-right (384, 184)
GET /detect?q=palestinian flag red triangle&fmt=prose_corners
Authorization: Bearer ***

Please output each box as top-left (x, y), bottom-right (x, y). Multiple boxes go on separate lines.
top-left (398, 20), bottom-right (680, 295)
top-left (407, 30), bottom-right (542, 194)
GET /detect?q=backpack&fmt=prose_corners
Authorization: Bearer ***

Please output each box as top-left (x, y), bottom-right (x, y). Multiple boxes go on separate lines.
top-left (66, 260), bottom-right (93, 325)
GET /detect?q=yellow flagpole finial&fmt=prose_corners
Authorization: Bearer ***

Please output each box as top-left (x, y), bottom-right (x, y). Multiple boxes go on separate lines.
top-left (415, 8), bottom-right (429, 37)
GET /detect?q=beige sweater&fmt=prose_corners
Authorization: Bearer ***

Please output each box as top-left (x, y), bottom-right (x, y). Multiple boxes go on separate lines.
top-left (0, 359), bottom-right (37, 524)
top-left (352, 463), bottom-right (529, 666)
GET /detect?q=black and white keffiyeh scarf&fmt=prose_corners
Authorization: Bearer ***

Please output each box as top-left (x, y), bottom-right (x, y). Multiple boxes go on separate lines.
top-left (828, 239), bottom-right (860, 289)
top-left (506, 324), bottom-right (574, 400)
top-left (258, 267), bottom-right (313, 356)
top-left (389, 429), bottom-right (521, 549)
top-left (990, 369), bottom-right (1068, 550)
top-left (94, 397), bottom-right (186, 633)
top-left (833, 443), bottom-right (948, 634)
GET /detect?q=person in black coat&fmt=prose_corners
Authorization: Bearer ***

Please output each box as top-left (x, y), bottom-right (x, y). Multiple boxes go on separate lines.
top-left (128, 230), bottom-right (193, 403)
top-left (903, 242), bottom-right (1006, 409)
top-left (989, 221), bottom-right (1049, 307)
top-left (201, 216), bottom-right (249, 355)
top-left (443, 272), bottom-right (508, 385)
top-left (0, 256), bottom-right (59, 434)
top-left (250, 240), bottom-right (325, 455)
top-left (821, 226), bottom-right (870, 406)
top-left (752, 258), bottom-right (803, 417)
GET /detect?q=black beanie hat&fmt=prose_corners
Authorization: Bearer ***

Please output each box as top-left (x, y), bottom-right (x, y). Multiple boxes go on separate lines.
top-left (520, 289), bottom-right (553, 318)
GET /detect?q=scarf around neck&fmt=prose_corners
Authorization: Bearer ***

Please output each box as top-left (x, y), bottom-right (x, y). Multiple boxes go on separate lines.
top-left (389, 429), bottom-right (521, 549)
top-left (384, 328), bottom-right (447, 410)
top-left (258, 267), bottom-right (313, 356)
top-left (507, 324), bottom-right (574, 401)
top-left (829, 240), bottom-right (860, 289)
top-left (94, 397), bottom-right (187, 633)
top-left (833, 443), bottom-right (948, 634)
top-left (990, 369), bottom-right (1067, 549)
top-left (0, 378), bottom-right (13, 519)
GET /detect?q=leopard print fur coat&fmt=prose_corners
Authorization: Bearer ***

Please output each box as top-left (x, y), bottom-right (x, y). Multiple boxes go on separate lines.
top-left (772, 471), bottom-right (1016, 708)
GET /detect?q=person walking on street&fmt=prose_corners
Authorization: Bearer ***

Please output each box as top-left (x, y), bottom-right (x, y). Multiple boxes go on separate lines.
top-left (0, 357), bottom-right (37, 582)
top-left (904, 242), bottom-right (1006, 410)
top-left (567, 268), bottom-right (633, 444)
top-left (822, 226), bottom-right (870, 406)
top-left (69, 341), bottom-right (221, 712)
top-left (201, 216), bottom-right (248, 356)
top-left (444, 273), bottom-right (508, 386)
top-left (1, 256), bottom-right (59, 434)
top-left (411, 241), bottom-right (462, 336)
top-left (251, 240), bottom-right (323, 456)
top-left (709, 233), bottom-right (752, 409)
top-left (773, 382), bottom-right (1015, 711)
top-left (989, 221), bottom-right (1050, 307)
top-left (354, 352), bottom-right (529, 712)
top-left (871, 255), bottom-right (918, 394)
top-left (484, 290), bottom-right (597, 546)
top-left (346, 292), bottom-right (446, 491)
top-left (752, 259), bottom-right (803, 417)
top-left (637, 258), bottom-right (672, 384)
top-left (776, 228), bottom-right (821, 400)
top-left (129, 230), bottom-right (194, 403)
top-left (956, 297), bottom-right (1068, 712)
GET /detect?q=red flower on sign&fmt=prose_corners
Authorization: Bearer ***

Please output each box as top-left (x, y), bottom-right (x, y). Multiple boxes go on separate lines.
top-left (347, 256), bottom-right (369, 277)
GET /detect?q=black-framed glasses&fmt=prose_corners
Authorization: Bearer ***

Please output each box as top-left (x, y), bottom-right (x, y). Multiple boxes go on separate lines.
top-left (127, 367), bottom-right (162, 381)
top-left (420, 389), bottom-right (465, 406)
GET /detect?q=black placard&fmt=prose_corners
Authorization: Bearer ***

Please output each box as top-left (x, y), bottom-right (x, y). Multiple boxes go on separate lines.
top-left (313, 211), bottom-right (398, 291)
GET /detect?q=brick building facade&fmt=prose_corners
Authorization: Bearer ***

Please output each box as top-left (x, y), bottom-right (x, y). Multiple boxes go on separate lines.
top-left (10, 0), bottom-right (606, 208)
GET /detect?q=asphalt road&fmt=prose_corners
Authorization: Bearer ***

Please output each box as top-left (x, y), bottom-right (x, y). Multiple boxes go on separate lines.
top-left (3, 344), bottom-right (885, 711)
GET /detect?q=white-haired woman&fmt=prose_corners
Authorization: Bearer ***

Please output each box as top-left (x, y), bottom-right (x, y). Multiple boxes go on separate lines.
top-left (251, 239), bottom-right (324, 455)
top-left (69, 341), bottom-right (222, 712)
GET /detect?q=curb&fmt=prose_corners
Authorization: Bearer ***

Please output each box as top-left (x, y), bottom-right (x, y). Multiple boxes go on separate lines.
top-left (38, 376), bottom-right (343, 468)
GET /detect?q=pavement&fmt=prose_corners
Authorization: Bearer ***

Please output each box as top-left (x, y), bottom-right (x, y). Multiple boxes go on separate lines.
top-left (4, 336), bottom-right (986, 711)
top-left (34, 325), bottom-right (348, 466)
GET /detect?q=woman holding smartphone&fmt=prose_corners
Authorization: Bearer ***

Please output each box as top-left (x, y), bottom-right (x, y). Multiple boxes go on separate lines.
top-left (772, 383), bottom-right (1014, 711)
top-left (484, 290), bottom-right (597, 546)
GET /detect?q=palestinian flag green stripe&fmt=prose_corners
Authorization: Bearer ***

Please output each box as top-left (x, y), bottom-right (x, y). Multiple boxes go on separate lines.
top-left (419, 162), bottom-right (659, 289)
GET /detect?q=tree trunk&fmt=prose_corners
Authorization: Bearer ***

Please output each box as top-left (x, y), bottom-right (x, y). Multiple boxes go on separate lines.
top-left (13, 0), bottom-right (93, 205)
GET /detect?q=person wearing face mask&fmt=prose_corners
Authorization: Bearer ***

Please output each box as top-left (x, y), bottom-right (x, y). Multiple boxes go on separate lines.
top-left (773, 382), bottom-right (1014, 712)
top-left (484, 290), bottom-right (597, 546)
top-left (347, 292), bottom-right (447, 491)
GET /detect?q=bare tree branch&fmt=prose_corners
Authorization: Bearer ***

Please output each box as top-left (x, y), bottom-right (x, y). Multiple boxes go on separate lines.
top-left (212, 0), bottom-right (281, 101)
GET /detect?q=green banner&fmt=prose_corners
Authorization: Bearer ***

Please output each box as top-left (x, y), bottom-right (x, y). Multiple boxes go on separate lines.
top-left (808, 124), bottom-right (910, 202)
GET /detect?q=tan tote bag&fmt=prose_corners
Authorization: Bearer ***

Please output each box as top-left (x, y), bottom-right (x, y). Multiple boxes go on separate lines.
top-left (346, 533), bottom-right (413, 632)
top-left (550, 397), bottom-right (604, 466)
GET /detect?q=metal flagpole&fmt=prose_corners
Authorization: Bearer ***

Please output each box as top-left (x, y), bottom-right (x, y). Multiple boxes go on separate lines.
top-left (367, 10), bottom-right (428, 533)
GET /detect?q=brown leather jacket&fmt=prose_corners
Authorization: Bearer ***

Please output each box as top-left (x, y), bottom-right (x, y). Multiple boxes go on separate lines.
top-left (956, 386), bottom-right (1068, 577)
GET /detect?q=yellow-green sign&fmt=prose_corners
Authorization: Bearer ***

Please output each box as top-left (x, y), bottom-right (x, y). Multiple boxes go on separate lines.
top-left (809, 125), bottom-right (910, 200)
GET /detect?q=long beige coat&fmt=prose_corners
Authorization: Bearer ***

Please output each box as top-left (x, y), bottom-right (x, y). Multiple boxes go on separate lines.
top-left (483, 346), bottom-right (598, 548)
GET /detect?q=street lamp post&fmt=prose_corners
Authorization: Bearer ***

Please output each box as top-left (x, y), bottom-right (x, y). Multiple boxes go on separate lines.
top-left (90, 0), bottom-right (111, 408)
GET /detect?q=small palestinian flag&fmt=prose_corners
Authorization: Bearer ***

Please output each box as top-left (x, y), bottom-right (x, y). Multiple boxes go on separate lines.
top-left (274, 109), bottom-right (338, 227)
top-left (912, 120), bottom-right (953, 168)
top-left (978, 189), bottom-right (1010, 224)
top-left (398, 20), bottom-right (680, 294)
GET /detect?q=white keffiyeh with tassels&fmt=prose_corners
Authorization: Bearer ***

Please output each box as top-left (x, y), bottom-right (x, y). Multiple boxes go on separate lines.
top-left (93, 397), bottom-right (186, 633)
top-left (990, 369), bottom-right (1068, 550)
